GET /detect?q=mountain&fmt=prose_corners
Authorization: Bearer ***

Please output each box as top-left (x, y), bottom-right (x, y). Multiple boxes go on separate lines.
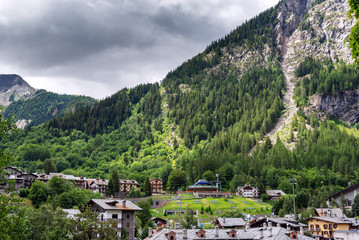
top-left (2, 0), bottom-right (359, 211)
top-left (0, 74), bottom-right (36, 106)
top-left (3, 89), bottom-right (97, 128)
top-left (0, 74), bottom-right (97, 128)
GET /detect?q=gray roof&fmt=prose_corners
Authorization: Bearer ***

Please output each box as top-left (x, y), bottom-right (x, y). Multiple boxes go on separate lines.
top-left (267, 217), bottom-right (307, 228)
top-left (119, 179), bottom-right (140, 185)
top-left (88, 199), bottom-right (142, 211)
top-left (146, 227), bottom-right (314, 240)
top-left (307, 216), bottom-right (353, 224)
top-left (266, 190), bottom-right (286, 197)
top-left (217, 217), bottom-right (245, 227)
top-left (62, 209), bottom-right (81, 219)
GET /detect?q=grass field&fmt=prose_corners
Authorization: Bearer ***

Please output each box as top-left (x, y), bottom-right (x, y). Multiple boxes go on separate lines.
top-left (160, 196), bottom-right (272, 216)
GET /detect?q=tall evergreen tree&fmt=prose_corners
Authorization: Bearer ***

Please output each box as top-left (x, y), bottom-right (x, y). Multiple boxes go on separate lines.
top-left (107, 169), bottom-right (120, 197)
top-left (144, 178), bottom-right (152, 197)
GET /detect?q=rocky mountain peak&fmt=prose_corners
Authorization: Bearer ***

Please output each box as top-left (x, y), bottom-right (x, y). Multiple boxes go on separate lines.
top-left (0, 74), bottom-right (35, 106)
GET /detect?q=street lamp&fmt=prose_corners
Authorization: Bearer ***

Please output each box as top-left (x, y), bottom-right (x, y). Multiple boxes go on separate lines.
top-left (289, 177), bottom-right (297, 220)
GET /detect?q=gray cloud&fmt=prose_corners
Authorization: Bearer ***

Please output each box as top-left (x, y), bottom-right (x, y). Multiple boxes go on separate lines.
top-left (0, 0), bottom-right (279, 99)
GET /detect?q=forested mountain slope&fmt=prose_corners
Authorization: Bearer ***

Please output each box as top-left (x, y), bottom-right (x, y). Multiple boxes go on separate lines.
top-left (4, 89), bottom-right (97, 128)
top-left (2, 0), bottom-right (359, 212)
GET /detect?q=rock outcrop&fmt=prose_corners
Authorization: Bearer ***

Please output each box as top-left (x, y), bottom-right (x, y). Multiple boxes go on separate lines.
top-left (0, 74), bottom-right (35, 106)
top-left (306, 90), bottom-right (359, 126)
top-left (284, 0), bottom-right (355, 76)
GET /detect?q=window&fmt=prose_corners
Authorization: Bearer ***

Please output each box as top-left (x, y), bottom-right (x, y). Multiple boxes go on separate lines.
top-left (127, 214), bottom-right (130, 219)
top-left (127, 223), bottom-right (129, 227)
top-left (334, 224), bottom-right (337, 229)
top-left (324, 224), bottom-right (328, 229)
top-left (112, 214), bottom-right (118, 219)
top-left (324, 231), bottom-right (328, 235)
top-left (310, 225), bottom-right (314, 230)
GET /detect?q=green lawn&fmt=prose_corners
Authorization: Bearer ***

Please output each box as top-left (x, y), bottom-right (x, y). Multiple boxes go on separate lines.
top-left (160, 196), bottom-right (272, 216)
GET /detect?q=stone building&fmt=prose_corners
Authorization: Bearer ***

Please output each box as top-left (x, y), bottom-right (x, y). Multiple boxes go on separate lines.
top-left (86, 199), bottom-right (142, 240)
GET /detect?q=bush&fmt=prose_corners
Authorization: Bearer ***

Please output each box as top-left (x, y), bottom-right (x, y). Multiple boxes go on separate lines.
top-left (19, 188), bottom-right (29, 198)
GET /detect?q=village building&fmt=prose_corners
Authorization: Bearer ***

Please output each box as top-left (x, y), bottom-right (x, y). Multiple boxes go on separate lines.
top-left (185, 179), bottom-right (231, 197)
top-left (266, 189), bottom-right (286, 201)
top-left (150, 178), bottom-right (163, 194)
top-left (145, 226), bottom-right (314, 240)
top-left (327, 182), bottom-right (359, 208)
top-left (87, 179), bottom-right (108, 195)
top-left (119, 179), bottom-right (140, 196)
top-left (86, 199), bottom-right (142, 240)
top-left (46, 173), bottom-right (88, 189)
top-left (250, 217), bottom-right (307, 232)
top-left (306, 216), bottom-right (359, 239)
top-left (215, 217), bottom-right (245, 229)
top-left (236, 185), bottom-right (259, 198)
top-left (187, 179), bottom-right (219, 192)
top-left (62, 209), bottom-right (81, 219)
top-left (1, 166), bottom-right (37, 191)
top-left (334, 229), bottom-right (359, 240)
top-left (314, 208), bottom-right (345, 218)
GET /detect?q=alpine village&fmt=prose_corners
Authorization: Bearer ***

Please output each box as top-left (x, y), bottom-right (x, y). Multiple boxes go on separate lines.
top-left (3, 0), bottom-right (359, 239)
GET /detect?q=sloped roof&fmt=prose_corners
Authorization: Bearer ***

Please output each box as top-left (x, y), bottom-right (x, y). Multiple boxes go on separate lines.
top-left (62, 209), bottom-right (81, 219)
top-left (327, 182), bottom-right (359, 200)
top-left (146, 227), bottom-right (314, 240)
top-left (88, 199), bottom-right (142, 211)
top-left (307, 216), bottom-right (352, 224)
top-left (120, 179), bottom-right (140, 185)
top-left (266, 190), bottom-right (286, 197)
top-left (267, 217), bottom-right (307, 228)
top-left (195, 179), bottom-right (210, 186)
top-left (217, 217), bottom-right (245, 227)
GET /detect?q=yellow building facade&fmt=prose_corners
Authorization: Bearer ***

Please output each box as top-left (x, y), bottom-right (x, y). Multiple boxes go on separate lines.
top-left (307, 217), bottom-right (350, 239)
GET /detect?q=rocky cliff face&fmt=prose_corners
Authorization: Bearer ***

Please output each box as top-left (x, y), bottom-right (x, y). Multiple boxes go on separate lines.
top-left (283, 0), bottom-right (355, 75)
top-left (278, 0), bottom-right (359, 127)
top-left (0, 74), bottom-right (35, 106)
top-left (276, 0), bottom-right (315, 53)
top-left (306, 90), bottom-right (359, 126)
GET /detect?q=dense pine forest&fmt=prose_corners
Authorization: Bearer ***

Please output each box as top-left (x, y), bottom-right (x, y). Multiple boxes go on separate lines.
top-left (4, 89), bottom-right (97, 126)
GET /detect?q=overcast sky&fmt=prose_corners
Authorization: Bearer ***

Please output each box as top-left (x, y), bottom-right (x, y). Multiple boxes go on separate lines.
top-left (0, 0), bottom-right (279, 99)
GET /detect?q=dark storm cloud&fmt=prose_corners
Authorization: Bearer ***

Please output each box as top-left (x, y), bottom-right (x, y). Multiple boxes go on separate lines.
top-left (0, 0), bottom-right (279, 99)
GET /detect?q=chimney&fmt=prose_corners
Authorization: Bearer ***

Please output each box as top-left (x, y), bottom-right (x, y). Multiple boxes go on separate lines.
top-left (300, 227), bottom-right (304, 235)
top-left (123, 200), bottom-right (126, 208)
top-left (267, 228), bottom-right (272, 237)
top-left (148, 227), bottom-right (153, 238)
top-left (215, 226), bottom-right (219, 237)
top-left (263, 222), bottom-right (267, 228)
top-left (182, 229), bottom-right (187, 239)
top-left (246, 223), bottom-right (250, 229)
top-left (258, 228), bottom-right (263, 239)
top-left (287, 224), bottom-right (291, 231)
top-left (175, 223), bottom-right (181, 229)
top-left (268, 221), bottom-right (272, 228)
top-left (223, 217), bottom-right (226, 223)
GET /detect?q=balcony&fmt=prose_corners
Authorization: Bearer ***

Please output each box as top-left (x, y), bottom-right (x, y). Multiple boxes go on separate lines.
top-left (101, 218), bottom-right (123, 223)
top-left (101, 219), bottom-right (123, 231)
